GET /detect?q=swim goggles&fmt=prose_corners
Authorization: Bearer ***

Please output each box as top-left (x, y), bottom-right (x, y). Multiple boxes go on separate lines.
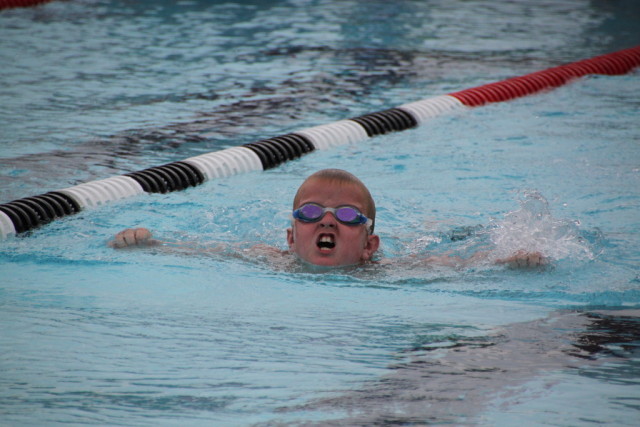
top-left (292, 203), bottom-right (373, 231)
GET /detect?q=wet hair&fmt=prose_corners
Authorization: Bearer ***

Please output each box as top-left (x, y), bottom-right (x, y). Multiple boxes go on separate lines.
top-left (293, 169), bottom-right (376, 233)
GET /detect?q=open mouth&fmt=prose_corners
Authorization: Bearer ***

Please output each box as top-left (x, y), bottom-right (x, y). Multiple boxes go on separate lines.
top-left (317, 234), bottom-right (336, 250)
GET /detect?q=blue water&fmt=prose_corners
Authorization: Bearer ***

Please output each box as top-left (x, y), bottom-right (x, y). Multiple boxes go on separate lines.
top-left (1, 0), bottom-right (640, 425)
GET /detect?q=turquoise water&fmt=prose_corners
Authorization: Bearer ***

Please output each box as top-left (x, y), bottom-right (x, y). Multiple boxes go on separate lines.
top-left (1, 0), bottom-right (639, 425)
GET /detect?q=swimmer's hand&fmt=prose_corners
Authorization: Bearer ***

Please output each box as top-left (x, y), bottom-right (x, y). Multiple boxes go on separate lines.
top-left (108, 228), bottom-right (160, 248)
top-left (496, 250), bottom-right (548, 269)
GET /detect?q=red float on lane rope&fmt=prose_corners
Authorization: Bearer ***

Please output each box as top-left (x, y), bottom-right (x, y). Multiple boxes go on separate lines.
top-left (0, 0), bottom-right (52, 9)
top-left (449, 46), bottom-right (640, 106)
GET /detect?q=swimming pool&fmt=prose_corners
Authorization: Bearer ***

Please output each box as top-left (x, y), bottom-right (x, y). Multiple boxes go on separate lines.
top-left (1, 0), bottom-right (639, 425)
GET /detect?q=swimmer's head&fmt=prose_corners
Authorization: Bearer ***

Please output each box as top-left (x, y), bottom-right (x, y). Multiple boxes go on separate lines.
top-left (287, 169), bottom-right (379, 267)
top-left (292, 169), bottom-right (376, 232)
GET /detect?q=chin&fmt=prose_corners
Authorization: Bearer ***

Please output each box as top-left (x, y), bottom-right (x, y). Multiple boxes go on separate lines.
top-left (307, 256), bottom-right (361, 268)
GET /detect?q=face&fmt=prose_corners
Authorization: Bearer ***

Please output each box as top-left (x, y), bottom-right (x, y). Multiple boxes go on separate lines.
top-left (287, 178), bottom-right (380, 267)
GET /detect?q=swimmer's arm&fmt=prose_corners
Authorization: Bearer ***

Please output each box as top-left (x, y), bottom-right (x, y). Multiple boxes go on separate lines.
top-left (494, 250), bottom-right (548, 269)
top-left (418, 250), bottom-right (548, 269)
top-left (241, 243), bottom-right (290, 262)
top-left (108, 228), bottom-right (286, 259)
top-left (108, 228), bottom-right (161, 248)
top-left (417, 253), bottom-right (465, 267)
top-left (108, 228), bottom-right (224, 254)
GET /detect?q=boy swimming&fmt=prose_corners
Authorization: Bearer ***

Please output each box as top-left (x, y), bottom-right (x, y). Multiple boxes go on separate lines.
top-left (109, 168), bottom-right (545, 268)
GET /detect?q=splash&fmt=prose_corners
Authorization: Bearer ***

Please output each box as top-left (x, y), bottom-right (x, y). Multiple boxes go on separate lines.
top-left (489, 191), bottom-right (596, 262)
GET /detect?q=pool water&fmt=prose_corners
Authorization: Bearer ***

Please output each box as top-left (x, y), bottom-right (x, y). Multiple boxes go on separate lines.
top-left (1, 0), bottom-right (639, 425)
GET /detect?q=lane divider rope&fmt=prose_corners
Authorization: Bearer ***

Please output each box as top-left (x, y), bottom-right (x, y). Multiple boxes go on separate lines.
top-left (1, 45), bottom-right (639, 238)
top-left (0, 0), bottom-right (52, 10)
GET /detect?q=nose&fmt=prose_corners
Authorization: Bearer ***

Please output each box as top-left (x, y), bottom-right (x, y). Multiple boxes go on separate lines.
top-left (319, 211), bottom-right (338, 228)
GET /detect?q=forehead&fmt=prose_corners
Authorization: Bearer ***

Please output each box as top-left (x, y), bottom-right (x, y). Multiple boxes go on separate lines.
top-left (295, 178), bottom-right (368, 209)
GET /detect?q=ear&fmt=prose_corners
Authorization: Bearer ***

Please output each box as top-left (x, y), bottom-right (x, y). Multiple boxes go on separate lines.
top-left (286, 226), bottom-right (295, 248)
top-left (361, 233), bottom-right (380, 261)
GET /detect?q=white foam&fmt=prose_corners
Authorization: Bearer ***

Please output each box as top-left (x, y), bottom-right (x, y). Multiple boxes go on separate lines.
top-left (489, 191), bottom-right (595, 261)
